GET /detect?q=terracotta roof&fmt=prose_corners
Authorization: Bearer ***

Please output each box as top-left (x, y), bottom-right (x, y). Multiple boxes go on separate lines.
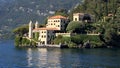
top-left (48, 15), bottom-right (67, 19)
top-left (33, 27), bottom-right (59, 31)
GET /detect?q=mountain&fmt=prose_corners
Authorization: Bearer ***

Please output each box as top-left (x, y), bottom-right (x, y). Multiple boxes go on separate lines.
top-left (0, 0), bottom-right (82, 39)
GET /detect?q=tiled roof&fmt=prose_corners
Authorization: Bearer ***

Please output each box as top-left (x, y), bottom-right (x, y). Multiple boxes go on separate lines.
top-left (48, 15), bottom-right (67, 19)
top-left (33, 27), bottom-right (59, 31)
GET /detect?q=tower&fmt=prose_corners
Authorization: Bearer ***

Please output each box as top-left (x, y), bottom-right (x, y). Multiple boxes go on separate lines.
top-left (35, 21), bottom-right (39, 29)
top-left (29, 20), bottom-right (33, 38)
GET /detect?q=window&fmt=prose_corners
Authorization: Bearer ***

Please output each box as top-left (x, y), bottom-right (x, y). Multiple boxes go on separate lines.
top-left (54, 23), bottom-right (55, 25)
top-left (41, 35), bottom-right (43, 38)
top-left (48, 35), bottom-right (49, 38)
top-left (58, 25), bottom-right (60, 27)
top-left (42, 31), bottom-right (43, 33)
top-left (51, 23), bottom-right (53, 25)
top-left (44, 31), bottom-right (46, 33)
top-left (75, 18), bottom-right (77, 21)
top-left (44, 35), bottom-right (46, 38)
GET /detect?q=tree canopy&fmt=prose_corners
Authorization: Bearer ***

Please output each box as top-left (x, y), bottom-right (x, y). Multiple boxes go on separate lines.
top-left (66, 21), bottom-right (85, 33)
top-left (13, 25), bottom-right (28, 36)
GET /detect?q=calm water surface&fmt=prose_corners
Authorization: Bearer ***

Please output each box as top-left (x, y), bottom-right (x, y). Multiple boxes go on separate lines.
top-left (0, 40), bottom-right (120, 68)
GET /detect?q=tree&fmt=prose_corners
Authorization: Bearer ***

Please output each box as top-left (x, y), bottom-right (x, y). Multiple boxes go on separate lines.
top-left (55, 9), bottom-right (68, 17)
top-left (13, 25), bottom-right (29, 36)
top-left (66, 21), bottom-right (85, 33)
top-left (104, 28), bottom-right (120, 47)
top-left (115, 7), bottom-right (120, 22)
top-left (14, 36), bottom-right (22, 46)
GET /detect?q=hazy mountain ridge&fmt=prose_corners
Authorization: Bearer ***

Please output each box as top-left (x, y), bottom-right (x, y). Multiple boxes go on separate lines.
top-left (0, 0), bottom-right (82, 39)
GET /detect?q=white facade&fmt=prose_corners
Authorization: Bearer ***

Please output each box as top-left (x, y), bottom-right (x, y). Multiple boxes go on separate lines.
top-left (32, 28), bottom-right (56, 45)
top-left (28, 15), bottom-right (67, 45)
top-left (29, 20), bottom-right (33, 38)
top-left (73, 13), bottom-right (84, 21)
top-left (38, 30), bottom-right (54, 45)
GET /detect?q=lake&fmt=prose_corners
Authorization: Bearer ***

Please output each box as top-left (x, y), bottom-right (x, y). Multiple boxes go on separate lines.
top-left (0, 40), bottom-right (120, 68)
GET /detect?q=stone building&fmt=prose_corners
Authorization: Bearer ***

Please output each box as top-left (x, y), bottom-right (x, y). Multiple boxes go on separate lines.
top-left (28, 13), bottom-right (94, 45)
top-left (73, 13), bottom-right (94, 23)
top-left (28, 15), bottom-right (67, 45)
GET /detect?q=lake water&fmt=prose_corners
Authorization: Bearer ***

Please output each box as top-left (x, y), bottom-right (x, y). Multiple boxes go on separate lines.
top-left (0, 40), bottom-right (120, 68)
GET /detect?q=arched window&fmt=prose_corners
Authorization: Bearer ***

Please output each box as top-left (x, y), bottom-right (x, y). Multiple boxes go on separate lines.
top-left (75, 18), bottom-right (77, 21)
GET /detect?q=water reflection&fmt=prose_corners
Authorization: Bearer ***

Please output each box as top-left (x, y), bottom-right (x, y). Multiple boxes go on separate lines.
top-left (27, 48), bottom-right (33, 67)
top-left (26, 48), bottom-right (61, 68)
top-left (1, 41), bottom-right (120, 68)
top-left (26, 48), bottom-right (120, 68)
top-left (37, 48), bottom-right (47, 67)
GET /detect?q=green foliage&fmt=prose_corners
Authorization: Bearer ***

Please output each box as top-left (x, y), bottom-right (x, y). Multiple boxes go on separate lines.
top-left (66, 21), bottom-right (85, 33)
top-left (33, 32), bottom-right (39, 41)
top-left (72, 0), bottom-right (119, 22)
top-left (53, 35), bottom-right (77, 48)
top-left (13, 25), bottom-right (28, 36)
top-left (71, 34), bottom-right (103, 46)
top-left (14, 36), bottom-right (37, 47)
top-left (14, 36), bottom-right (22, 46)
top-left (0, 0), bottom-right (81, 40)
top-left (54, 34), bottom-right (104, 47)
top-left (53, 35), bottom-right (71, 44)
top-left (103, 28), bottom-right (120, 47)
top-left (115, 7), bottom-right (120, 22)
top-left (35, 32), bottom-right (39, 40)
top-left (68, 42), bottom-right (77, 48)
top-left (21, 38), bottom-right (31, 46)
top-left (55, 9), bottom-right (68, 17)
top-left (12, 0), bottom-right (120, 48)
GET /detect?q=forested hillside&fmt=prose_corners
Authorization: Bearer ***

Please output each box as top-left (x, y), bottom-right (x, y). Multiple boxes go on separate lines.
top-left (71, 0), bottom-right (120, 21)
top-left (0, 0), bottom-right (82, 39)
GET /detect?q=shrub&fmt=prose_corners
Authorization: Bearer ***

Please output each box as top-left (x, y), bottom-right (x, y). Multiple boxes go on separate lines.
top-left (66, 21), bottom-right (85, 33)
top-left (14, 36), bottom-right (22, 46)
top-left (53, 36), bottom-right (71, 44)
top-left (71, 34), bottom-right (103, 46)
top-left (68, 42), bottom-right (77, 48)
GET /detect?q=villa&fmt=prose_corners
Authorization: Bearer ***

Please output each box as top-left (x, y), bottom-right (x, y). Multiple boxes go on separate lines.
top-left (28, 13), bottom-right (94, 45)
top-left (28, 15), bottom-right (68, 45)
